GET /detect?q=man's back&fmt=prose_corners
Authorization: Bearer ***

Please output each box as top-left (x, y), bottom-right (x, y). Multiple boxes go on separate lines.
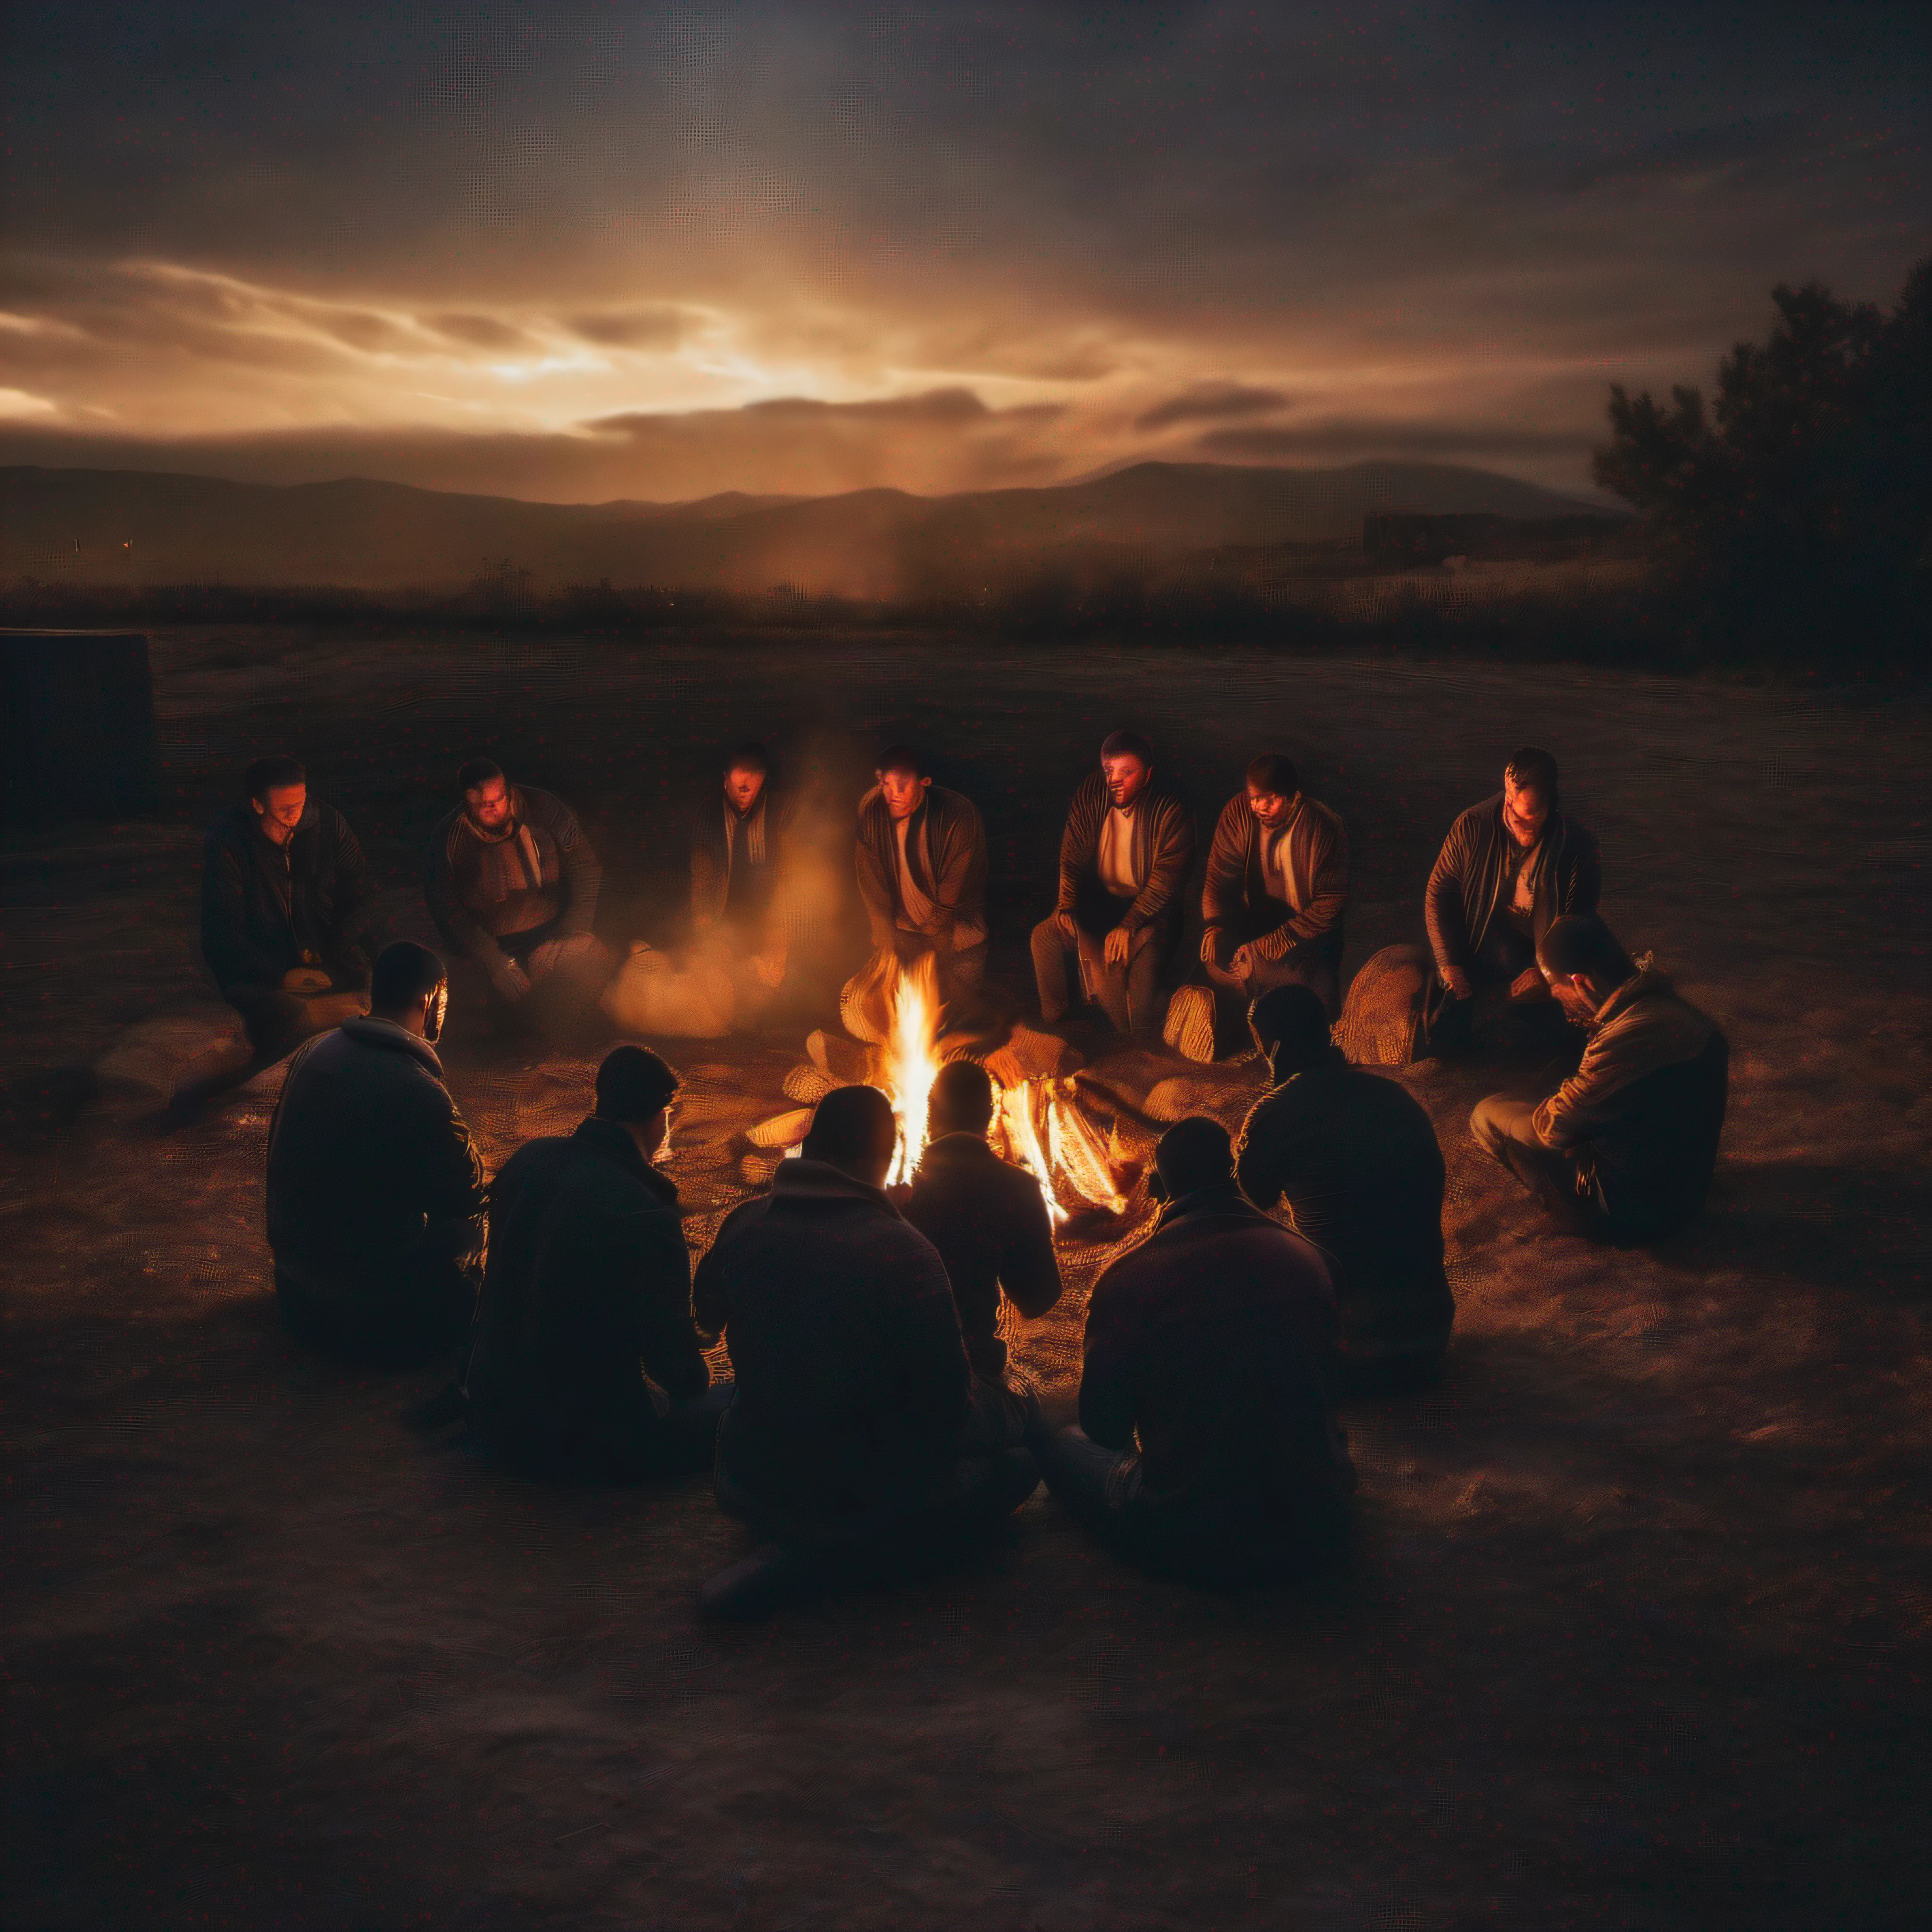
top-left (1083, 1189), bottom-right (1353, 1533)
top-left (903, 1134), bottom-right (1061, 1380)
top-left (1235, 1051), bottom-right (1453, 1362)
top-left (696, 1159), bottom-right (971, 1531)
top-left (467, 1119), bottom-right (706, 1449)
top-left (266, 1017), bottom-right (481, 1279)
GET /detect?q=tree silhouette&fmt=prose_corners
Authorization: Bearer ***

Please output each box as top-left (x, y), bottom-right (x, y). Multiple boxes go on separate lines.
top-left (1594, 256), bottom-right (1929, 669)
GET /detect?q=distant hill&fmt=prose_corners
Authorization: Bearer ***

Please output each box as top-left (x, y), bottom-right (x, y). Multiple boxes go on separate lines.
top-left (0, 460), bottom-right (1622, 600)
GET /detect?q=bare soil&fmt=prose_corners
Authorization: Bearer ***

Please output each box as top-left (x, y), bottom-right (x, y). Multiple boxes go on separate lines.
top-left (4, 629), bottom-right (1930, 1930)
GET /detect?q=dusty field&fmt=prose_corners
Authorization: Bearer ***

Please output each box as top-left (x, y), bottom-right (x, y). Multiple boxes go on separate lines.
top-left (4, 628), bottom-right (1930, 1930)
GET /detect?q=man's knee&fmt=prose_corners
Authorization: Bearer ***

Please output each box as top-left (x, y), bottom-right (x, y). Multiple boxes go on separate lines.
top-left (1469, 1091), bottom-right (1534, 1158)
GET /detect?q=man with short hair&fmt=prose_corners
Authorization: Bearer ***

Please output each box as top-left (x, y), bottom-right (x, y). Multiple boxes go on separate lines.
top-left (854, 746), bottom-right (988, 992)
top-left (903, 1058), bottom-right (1063, 1445)
top-left (1470, 915), bottom-right (1728, 1243)
top-left (425, 758), bottom-right (606, 1009)
top-left (1426, 748), bottom-right (1600, 1037)
top-left (690, 741), bottom-right (798, 1008)
top-left (1031, 731), bottom-right (1194, 1040)
top-left (1201, 755), bottom-right (1349, 1013)
top-left (1034, 1117), bottom-right (1355, 1588)
top-left (1235, 984), bottom-right (1454, 1393)
top-left (465, 1045), bottom-right (728, 1478)
top-left (695, 1084), bottom-right (1037, 1617)
top-left (199, 754), bottom-right (374, 1068)
top-left (266, 941), bottom-right (484, 1362)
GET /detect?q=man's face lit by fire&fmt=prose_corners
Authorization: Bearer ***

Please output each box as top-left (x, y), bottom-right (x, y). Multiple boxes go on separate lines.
top-left (253, 782), bottom-right (306, 841)
top-left (1246, 782), bottom-right (1298, 829)
top-left (465, 774), bottom-right (514, 832)
top-left (878, 766), bottom-right (930, 821)
top-left (1103, 754), bottom-right (1150, 809)
top-left (724, 764), bottom-right (766, 812)
top-left (1502, 773), bottom-right (1549, 849)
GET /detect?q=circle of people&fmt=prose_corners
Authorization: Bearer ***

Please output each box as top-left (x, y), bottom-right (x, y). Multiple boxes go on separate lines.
top-left (204, 735), bottom-right (1728, 1618)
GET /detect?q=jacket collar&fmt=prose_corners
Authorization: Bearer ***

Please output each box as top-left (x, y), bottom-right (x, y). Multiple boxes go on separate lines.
top-left (571, 1113), bottom-right (679, 1201)
top-left (1591, 960), bottom-right (1667, 1031)
top-left (1265, 1040), bottom-right (1347, 1084)
top-left (921, 1130), bottom-right (996, 1162)
top-left (341, 1016), bottom-right (444, 1076)
top-left (1153, 1180), bottom-right (1266, 1232)
top-left (770, 1157), bottom-right (900, 1215)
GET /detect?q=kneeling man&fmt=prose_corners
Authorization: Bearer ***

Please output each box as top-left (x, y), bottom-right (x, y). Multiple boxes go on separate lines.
top-left (1235, 985), bottom-right (1454, 1392)
top-left (1031, 731), bottom-right (1193, 1040)
top-left (695, 1085), bottom-right (1037, 1616)
top-left (425, 758), bottom-right (607, 1012)
top-left (691, 741), bottom-right (798, 1011)
top-left (1471, 915), bottom-right (1728, 1243)
top-left (266, 941), bottom-right (484, 1361)
top-left (466, 1046), bottom-right (728, 1478)
top-left (1035, 1117), bottom-right (1355, 1588)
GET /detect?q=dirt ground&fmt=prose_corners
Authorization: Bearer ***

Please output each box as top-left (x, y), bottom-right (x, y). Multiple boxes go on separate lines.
top-left (4, 629), bottom-right (1930, 1931)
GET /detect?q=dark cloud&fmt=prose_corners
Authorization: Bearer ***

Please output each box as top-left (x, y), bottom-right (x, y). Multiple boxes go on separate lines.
top-left (1135, 383), bottom-right (1291, 433)
top-left (564, 308), bottom-right (685, 350)
top-left (427, 313), bottom-right (533, 350)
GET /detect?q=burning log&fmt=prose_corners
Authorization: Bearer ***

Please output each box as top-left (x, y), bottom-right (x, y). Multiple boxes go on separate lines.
top-left (782, 1064), bottom-right (839, 1105)
top-left (746, 1107), bottom-right (815, 1150)
top-left (805, 1029), bottom-right (871, 1083)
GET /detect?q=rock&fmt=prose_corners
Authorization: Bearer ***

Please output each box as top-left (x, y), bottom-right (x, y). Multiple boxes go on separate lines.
top-left (93, 1005), bottom-right (247, 1100)
top-left (1335, 943), bottom-right (1437, 1067)
top-left (783, 1064), bottom-right (839, 1105)
top-left (747, 1107), bottom-right (814, 1149)
top-left (805, 1030), bottom-right (871, 1083)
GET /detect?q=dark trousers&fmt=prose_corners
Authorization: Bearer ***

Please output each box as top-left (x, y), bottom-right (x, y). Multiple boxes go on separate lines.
top-left (1034, 1426), bottom-right (1346, 1590)
top-left (275, 1253), bottom-right (477, 1366)
top-left (1468, 1093), bottom-right (1611, 1238)
top-left (484, 1382), bottom-right (734, 1482)
top-left (1031, 913), bottom-right (1164, 1036)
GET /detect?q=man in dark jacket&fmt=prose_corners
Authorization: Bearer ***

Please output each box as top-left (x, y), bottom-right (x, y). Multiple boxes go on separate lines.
top-left (266, 941), bottom-right (484, 1362)
top-left (1031, 731), bottom-right (1195, 1040)
top-left (465, 1046), bottom-right (728, 1478)
top-left (691, 741), bottom-right (798, 1007)
top-left (1471, 916), bottom-right (1728, 1243)
top-left (695, 1085), bottom-right (1037, 1617)
top-left (903, 1059), bottom-right (1063, 1447)
top-left (1034, 1117), bottom-right (1355, 1588)
top-left (1425, 747), bottom-right (1599, 1045)
top-left (424, 758), bottom-right (606, 1010)
top-left (1235, 985), bottom-right (1454, 1393)
top-left (854, 746), bottom-right (989, 996)
top-left (200, 754), bottom-right (374, 1066)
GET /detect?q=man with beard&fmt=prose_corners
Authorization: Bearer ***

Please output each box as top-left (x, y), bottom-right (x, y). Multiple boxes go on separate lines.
top-left (1031, 731), bottom-right (1194, 1041)
top-left (1471, 915), bottom-right (1729, 1243)
top-left (266, 941), bottom-right (484, 1362)
top-left (424, 758), bottom-right (607, 1016)
top-left (1170, 753), bottom-right (1348, 1061)
top-left (1425, 747), bottom-right (1599, 1046)
top-left (198, 754), bottom-right (375, 1075)
top-left (465, 1046), bottom-right (730, 1479)
top-left (690, 742), bottom-right (797, 1006)
top-left (1235, 984), bottom-right (1454, 1393)
top-left (854, 745), bottom-right (988, 996)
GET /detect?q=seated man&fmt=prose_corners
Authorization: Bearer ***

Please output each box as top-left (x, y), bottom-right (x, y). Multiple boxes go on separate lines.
top-left (694, 1085), bottom-right (1037, 1618)
top-left (1471, 916), bottom-right (1728, 1244)
top-left (198, 754), bottom-right (374, 1078)
top-left (854, 745), bottom-right (988, 995)
top-left (1031, 731), bottom-right (1194, 1041)
top-left (690, 741), bottom-right (798, 1010)
top-left (1201, 755), bottom-right (1349, 1013)
top-left (1235, 985), bottom-right (1454, 1393)
top-left (1425, 746), bottom-right (1599, 1046)
top-left (903, 1059), bottom-right (1064, 1446)
top-left (425, 758), bottom-right (606, 1013)
top-left (266, 941), bottom-right (484, 1363)
top-left (1034, 1117), bottom-right (1356, 1589)
top-left (465, 1046), bottom-right (729, 1479)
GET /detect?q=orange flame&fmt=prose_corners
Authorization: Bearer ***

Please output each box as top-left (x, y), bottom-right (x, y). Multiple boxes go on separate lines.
top-left (884, 951), bottom-right (941, 1187)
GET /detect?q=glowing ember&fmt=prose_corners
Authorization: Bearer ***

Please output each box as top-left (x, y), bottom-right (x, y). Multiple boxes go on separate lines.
top-left (884, 951), bottom-right (942, 1187)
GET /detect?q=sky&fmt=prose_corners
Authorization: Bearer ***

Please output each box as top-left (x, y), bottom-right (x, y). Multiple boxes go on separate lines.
top-left (2, 1), bottom-right (1925, 505)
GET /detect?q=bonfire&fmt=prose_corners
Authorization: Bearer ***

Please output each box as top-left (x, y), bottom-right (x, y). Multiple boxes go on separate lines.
top-left (749, 952), bottom-right (1137, 1222)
